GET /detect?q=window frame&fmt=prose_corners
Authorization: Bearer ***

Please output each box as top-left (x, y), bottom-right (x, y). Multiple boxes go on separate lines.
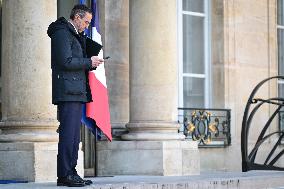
top-left (278, 0), bottom-right (284, 132)
top-left (178, 0), bottom-right (212, 109)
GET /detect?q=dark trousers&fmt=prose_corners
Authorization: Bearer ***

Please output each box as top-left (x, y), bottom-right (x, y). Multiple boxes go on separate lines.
top-left (57, 102), bottom-right (82, 177)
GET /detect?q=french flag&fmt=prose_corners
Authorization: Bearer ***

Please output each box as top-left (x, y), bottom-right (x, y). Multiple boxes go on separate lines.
top-left (81, 0), bottom-right (112, 141)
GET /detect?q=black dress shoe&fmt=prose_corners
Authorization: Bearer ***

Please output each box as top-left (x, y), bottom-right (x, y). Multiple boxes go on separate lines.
top-left (57, 175), bottom-right (86, 187)
top-left (73, 174), bottom-right (93, 185)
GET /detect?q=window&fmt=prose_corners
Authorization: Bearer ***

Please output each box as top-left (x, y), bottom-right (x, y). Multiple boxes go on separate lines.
top-left (278, 0), bottom-right (284, 131)
top-left (178, 0), bottom-right (211, 109)
top-left (177, 1), bottom-right (230, 147)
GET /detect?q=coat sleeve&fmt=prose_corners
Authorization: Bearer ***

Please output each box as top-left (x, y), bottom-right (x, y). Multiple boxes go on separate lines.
top-left (52, 29), bottom-right (92, 71)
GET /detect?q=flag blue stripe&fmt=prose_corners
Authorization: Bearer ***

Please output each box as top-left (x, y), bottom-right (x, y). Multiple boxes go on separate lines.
top-left (79, 0), bottom-right (86, 4)
top-left (91, 0), bottom-right (100, 34)
top-left (81, 104), bottom-right (95, 134)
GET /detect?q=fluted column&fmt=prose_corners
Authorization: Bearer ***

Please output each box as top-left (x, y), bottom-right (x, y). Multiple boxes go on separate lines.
top-left (0, 0), bottom-right (58, 142)
top-left (122, 0), bottom-right (184, 140)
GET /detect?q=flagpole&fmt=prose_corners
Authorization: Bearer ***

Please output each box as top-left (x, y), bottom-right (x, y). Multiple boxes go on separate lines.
top-left (94, 127), bottom-right (97, 177)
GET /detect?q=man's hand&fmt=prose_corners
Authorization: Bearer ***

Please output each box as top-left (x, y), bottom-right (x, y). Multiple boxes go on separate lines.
top-left (91, 56), bottom-right (104, 68)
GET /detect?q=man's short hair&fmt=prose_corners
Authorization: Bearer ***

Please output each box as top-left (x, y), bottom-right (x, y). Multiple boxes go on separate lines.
top-left (70, 4), bottom-right (92, 20)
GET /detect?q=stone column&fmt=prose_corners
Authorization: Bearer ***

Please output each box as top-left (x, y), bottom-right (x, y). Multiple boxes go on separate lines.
top-left (1, 0), bottom-right (57, 142)
top-left (121, 0), bottom-right (184, 141)
top-left (97, 0), bottom-right (200, 176)
top-left (101, 0), bottom-right (129, 138)
top-left (0, 0), bottom-right (82, 182)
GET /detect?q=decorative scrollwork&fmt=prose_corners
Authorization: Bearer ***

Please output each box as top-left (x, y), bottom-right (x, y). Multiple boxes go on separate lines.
top-left (179, 108), bottom-right (231, 146)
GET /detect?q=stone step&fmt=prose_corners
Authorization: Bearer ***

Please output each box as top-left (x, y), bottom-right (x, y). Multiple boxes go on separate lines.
top-left (1, 171), bottom-right (284, 189)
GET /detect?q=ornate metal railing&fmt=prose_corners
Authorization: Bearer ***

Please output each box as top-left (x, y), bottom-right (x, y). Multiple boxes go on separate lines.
top-left (241, 76), bottom-right (284, 172)
top-left (178, 108), bottom-right (231, 147)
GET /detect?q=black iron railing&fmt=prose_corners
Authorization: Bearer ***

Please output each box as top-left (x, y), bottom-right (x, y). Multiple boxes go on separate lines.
top-left (241, 76), bottom-right (284, 172)
top-left (279, 110), bottom-right (284, 134)
top-left (178, 108), bottom-right (231, 147)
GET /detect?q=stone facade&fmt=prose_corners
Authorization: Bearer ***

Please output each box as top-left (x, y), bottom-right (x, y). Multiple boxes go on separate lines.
top-left (0, 0), bottom-right (284, 181)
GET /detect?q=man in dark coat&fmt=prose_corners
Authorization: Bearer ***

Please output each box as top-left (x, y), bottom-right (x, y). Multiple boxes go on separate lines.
top-left (47, 4), bottom-right (103, 187)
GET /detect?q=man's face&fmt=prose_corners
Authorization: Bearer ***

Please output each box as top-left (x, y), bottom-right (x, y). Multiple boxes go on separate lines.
top-left (74, 12), bottom-right (92, 33)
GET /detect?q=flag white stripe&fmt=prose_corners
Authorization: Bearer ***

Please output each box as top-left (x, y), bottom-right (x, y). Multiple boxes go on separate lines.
top-left (91, 27), bottom-right (107, 88)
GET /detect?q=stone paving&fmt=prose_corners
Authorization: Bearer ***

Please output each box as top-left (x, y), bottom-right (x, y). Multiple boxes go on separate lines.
top-left (1, 171), bottom-right (284, 189)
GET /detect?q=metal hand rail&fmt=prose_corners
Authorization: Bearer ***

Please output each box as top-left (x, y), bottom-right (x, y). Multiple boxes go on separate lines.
top-left (241, 76), bottom-right (284, 172)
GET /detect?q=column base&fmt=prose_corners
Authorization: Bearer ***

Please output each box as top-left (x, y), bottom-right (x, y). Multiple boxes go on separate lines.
top-left (0, 133), bottom-right (58, 142)
top-left (0, 120), bottom-right (59, 142)
top-left (111, 122), bottom-right (128, 139)
top-left (121, 132), bottom-right (185, 140)
top-left (0, 142), bottom-right (84, 182)
top-left (122, 121), bottom-right (185, 140)
top-left (97, 140), bottom-right (200, 176)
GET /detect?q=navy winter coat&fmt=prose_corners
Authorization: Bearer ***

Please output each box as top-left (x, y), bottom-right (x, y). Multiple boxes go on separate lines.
top-left (47, 17), bottom-right (93, 105)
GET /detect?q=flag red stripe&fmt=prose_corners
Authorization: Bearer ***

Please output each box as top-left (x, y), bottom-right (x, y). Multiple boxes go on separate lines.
top-left (86, 72), bottom-right (112, 141)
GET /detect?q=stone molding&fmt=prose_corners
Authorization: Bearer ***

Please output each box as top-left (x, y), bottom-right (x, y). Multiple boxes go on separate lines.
top-left (0, 120), bottom-right (59, 142)
top-left (0, 120), bottom-right (58, 131)
top-left (122, 121), bottom-right (185, 140)
top-left (0, 133), bottom-right (58, 142)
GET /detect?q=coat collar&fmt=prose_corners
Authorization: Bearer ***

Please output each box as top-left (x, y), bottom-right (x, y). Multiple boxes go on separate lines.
top-left (67, 22), bottom-right (79, 36)
top-left (68, 20), bottom-right (78, 35)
